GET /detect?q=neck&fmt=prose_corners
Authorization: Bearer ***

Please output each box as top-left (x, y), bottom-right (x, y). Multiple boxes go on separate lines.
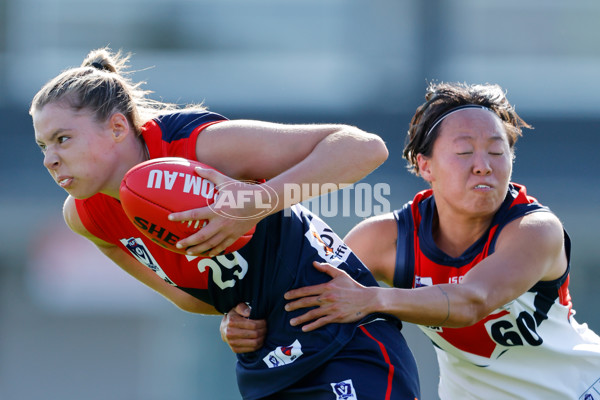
top-left (101, 137), bottom-right (148, 199)
top-left (432, 209), bottom-right (493, 258)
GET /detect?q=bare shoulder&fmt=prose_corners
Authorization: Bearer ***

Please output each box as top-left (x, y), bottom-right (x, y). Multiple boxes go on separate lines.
top-left (500, 210), bottom-right (564, 244)
top-left (62, 196), bottom-right (82, 232)
top-left (497, 210), bottom-right (566, 281)
top-left (346, 212), bottom-right (398, 242)
top-left (345, 212), bottom-right (399, 284)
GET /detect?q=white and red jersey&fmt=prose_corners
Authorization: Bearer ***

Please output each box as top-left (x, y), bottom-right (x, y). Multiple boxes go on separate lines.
top-left (394, 184), bottom-right (600, 399)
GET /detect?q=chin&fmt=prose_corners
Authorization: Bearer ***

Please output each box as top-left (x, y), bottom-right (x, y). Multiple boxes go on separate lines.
top-left (66, 192), bottom-right (88, 200)
top-left (64, 188), bottom-right (97, 200)
top-left (473, 202), bottom-right (502, 217)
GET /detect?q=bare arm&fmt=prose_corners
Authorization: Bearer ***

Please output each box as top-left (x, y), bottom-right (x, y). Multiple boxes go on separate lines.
top-left (433, 212), bottom-right (567, 326)
top-left (343, 214), bottom-right (398, 285)
top-left (169, 121), bottom-right (388, 256)
top-left (63, 196), bottom-right (219, 315)
top-left (285, 212), bottom-right (568, 330)
top-left (197, 120), bottom-right (388, 191)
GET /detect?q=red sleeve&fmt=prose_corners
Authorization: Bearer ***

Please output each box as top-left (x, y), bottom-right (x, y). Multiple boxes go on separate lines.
top-left (74, 195), bottom-right (127, 245)
top-left (140, 113), bottom-right (226, 160)
top-left (184, 120), bottom-right (224, 161)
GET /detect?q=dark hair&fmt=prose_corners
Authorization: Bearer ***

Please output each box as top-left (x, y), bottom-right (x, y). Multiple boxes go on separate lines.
top-left (403, 82), bottom-right (532, 175)
top-left (29, 47), bottom-right (202, 134)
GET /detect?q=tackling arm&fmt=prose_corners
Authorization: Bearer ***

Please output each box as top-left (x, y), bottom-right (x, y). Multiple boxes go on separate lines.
top-left (285, 212), bottom-right (568, 330)
top-left (169, 121), bottom-right (389, 256)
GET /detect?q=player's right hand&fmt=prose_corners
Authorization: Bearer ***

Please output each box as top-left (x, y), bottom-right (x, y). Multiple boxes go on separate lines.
top-left (221, 303), bottom-right (267, 354)
top-left (169, 167), bottom-right (262, 257)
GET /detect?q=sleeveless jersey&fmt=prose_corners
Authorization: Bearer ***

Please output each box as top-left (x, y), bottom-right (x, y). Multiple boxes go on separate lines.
top-left (393, 184), bottom-right (600, 399)
top-left (75, 110), bottom-right (409, 399)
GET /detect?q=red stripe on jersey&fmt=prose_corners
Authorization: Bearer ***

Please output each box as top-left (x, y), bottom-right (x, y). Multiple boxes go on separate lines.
top-left (437, 310), bottom-right (510, 358)
top-left (359, 325), bottom-right (394, 400)
top-left (509, 183), bottom-right (539, 207)
top-left (559, 274), bottom-right (574, 319)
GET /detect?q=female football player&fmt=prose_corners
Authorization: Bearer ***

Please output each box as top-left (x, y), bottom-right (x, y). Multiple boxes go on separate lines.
top-left (31, 47), bottom-right (420, 400)
top-left (224, 82), bottom-right (600, 399)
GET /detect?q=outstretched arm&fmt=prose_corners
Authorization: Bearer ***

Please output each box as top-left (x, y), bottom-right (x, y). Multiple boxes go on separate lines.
top-left (284, 212), bottom-right (568, 331)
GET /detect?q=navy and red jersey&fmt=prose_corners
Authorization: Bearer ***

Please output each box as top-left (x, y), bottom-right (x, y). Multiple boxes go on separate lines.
top-left (75, 110), bottom-right (420, 400)
top-left (393, 184), bottom-right (600, 399)
top-left (393, 183), bottom-right (558, 291)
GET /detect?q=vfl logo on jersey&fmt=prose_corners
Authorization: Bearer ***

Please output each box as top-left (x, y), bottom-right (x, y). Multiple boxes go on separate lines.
top-left (120, 237), bottom-right (175, 286)
top-left (305, 216), bottom-right (350, 266)
top-left (330, 379), bottom-right (357, 400)
top-left (262, 339), bottom-right (303, 368)
top-left (580, 378), bottom-right (600, 400)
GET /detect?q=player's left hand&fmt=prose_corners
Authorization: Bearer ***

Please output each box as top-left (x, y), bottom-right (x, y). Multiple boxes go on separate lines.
top-left (168, 167), bottom-right (268, 256)
top-left (284, 261), bottom-right (377, 332)
top-left (221, 303), bottom-right (267, 354)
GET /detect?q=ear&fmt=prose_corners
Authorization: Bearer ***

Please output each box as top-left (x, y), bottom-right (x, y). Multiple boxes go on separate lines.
top-left (109, 113), bottom-right (130, 143)
top-left (416, 153), bottom-right (433, 183)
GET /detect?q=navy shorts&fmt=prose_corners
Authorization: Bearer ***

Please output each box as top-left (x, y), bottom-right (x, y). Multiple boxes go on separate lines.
top-left (260, 319), bottom-right (420, 400)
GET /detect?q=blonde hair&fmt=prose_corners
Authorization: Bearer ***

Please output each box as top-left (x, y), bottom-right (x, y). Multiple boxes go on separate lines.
top-left (30, 47), bottom-right (203, 134)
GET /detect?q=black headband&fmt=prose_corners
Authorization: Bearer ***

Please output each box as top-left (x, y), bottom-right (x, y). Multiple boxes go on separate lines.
top-left (425, 104), bottom-right (493, 138)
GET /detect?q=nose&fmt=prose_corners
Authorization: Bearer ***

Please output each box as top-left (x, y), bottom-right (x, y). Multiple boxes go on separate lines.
top-left (473, 153), bottom-right (492, 176)
top-left (43, 148), bottom-right (60, 170)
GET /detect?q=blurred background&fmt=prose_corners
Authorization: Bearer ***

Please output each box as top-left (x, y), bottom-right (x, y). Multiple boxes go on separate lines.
top-left (1, 0), bottom-right (599, 399)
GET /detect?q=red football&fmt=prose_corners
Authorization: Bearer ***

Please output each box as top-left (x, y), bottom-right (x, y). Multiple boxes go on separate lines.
top-left (119, 157), bottom-right (255, 255)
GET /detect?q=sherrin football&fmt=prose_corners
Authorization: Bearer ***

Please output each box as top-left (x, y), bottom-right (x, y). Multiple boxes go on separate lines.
top-left (119, 157), bottom-right (255, 255)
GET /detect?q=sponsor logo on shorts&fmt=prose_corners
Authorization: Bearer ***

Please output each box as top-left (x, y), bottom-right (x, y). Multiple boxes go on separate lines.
top-left (263, 339), bottom-right (303, 368)
top-left (331, 379), bottom-right (357, 400)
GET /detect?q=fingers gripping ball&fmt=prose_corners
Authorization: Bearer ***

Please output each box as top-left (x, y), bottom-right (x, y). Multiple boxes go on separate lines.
top-left (119, 157), bottom-right (255, 255)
